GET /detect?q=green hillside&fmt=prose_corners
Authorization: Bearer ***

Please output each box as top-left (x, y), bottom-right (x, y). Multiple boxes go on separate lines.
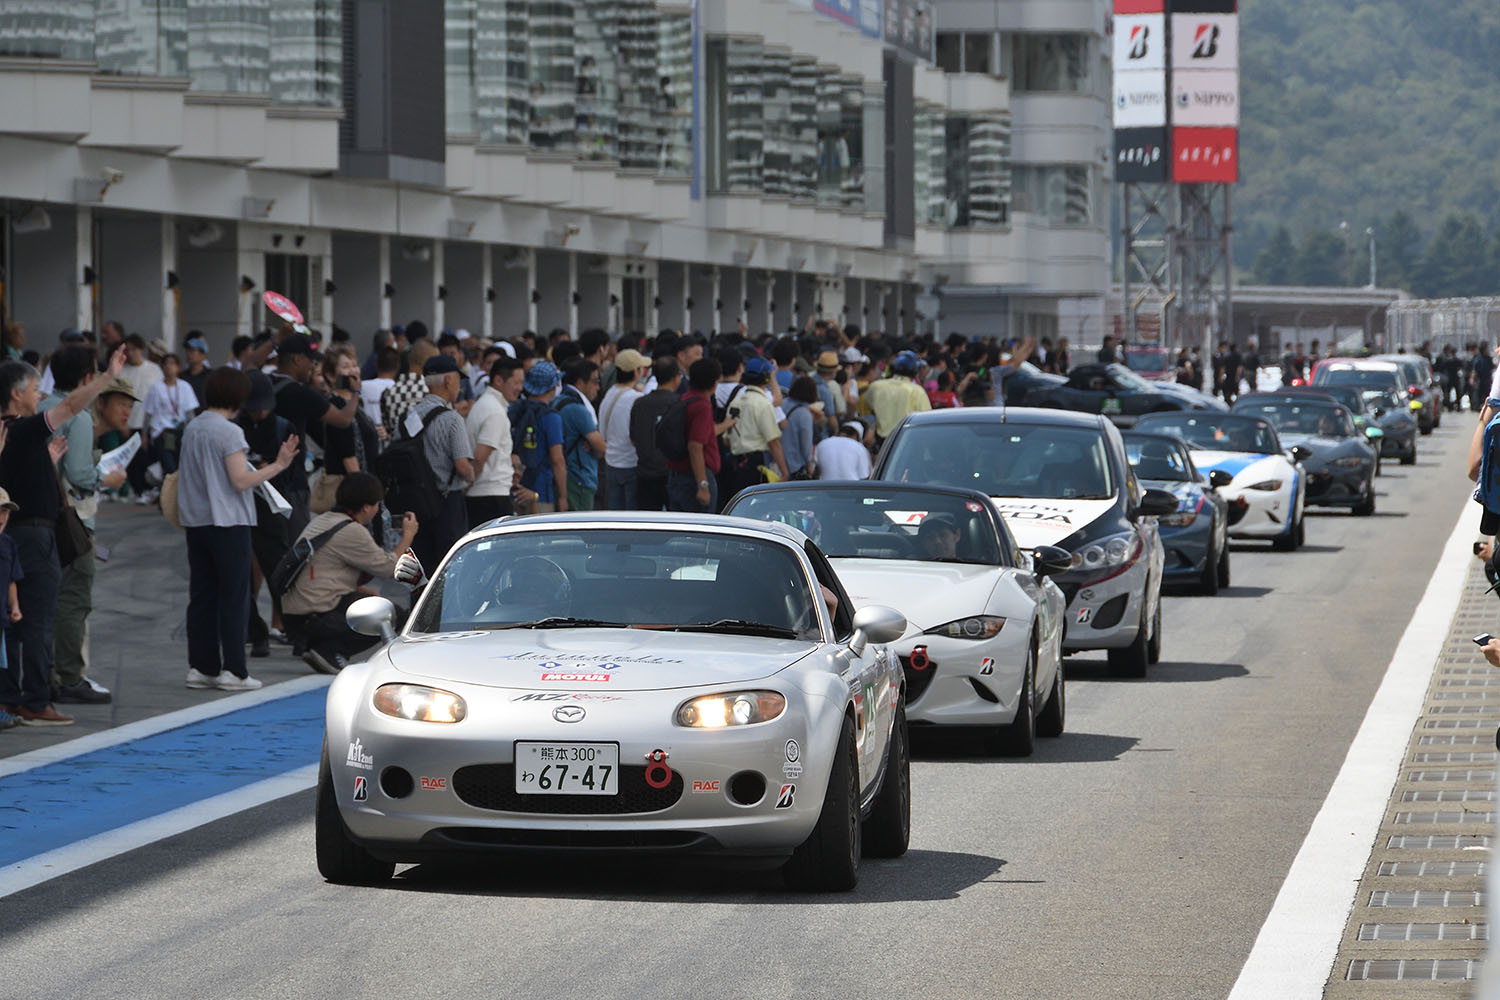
top-left (1236, 0), bottom-right (1500, 294)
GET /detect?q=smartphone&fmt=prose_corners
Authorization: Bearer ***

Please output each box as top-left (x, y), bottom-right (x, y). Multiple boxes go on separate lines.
top-left (337, 375), bottom-right (353, 391)
top-left (1477, 542), bottom-right (1487, 556)
top-left (729, 407), bottom-right (740, 418)
top-left (1473, 633), bottom-right (1495, 647)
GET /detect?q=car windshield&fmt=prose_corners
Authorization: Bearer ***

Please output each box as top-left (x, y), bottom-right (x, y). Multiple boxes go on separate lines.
top-left (1319, 368), bottom-right (1400, 393)
top-left (727, 488), bottom-right (1006, 565)
top-left (1122, 435), bottom-right (1194, 482)
top-left (1236, 402), bottom-right (1354, 438)
top-left (1364, 389), bottom-right (1401, 410)
top-left (1123, 352), bottom-right (1170, 374)
top-left (409, 529), bottom-right (821, 639)
top-left (880, 422), bottom-right (1115, 500)
top-left (1110, 366), bottom-right (1155, 391)
top-left (1134, 414), bottom-right (1280, 454)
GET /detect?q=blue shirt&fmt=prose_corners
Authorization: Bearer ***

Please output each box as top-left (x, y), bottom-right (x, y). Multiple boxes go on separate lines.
top-left (555, 390), bottom-right (599, 491)
top-left (775, 369), bottom-right (795, 394)
top-left (530, 409), bottom-right (566, 503)
top-left (0, 533), bottom-right (22, 627)
top-left (782, 401), bottom-right (816, 475)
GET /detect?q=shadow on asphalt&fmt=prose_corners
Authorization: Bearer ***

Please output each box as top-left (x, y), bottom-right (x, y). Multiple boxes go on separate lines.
top-left (1207, 585), bottom-right (1273, 598)
top-left (389, 847), bottom-right (1004, 903)
top-left (1295, 544), bottom-right (1345, 554)
top-left (1064, 660), bottom-right (1250, 683)
top-left (911, 728), bottom-right (1139, 763)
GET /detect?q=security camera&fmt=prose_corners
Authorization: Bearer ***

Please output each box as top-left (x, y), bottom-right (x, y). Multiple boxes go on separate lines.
top-left (100, 166), bottom-right (125, 186)
top-left (564, 224), bottom-right (581, 237)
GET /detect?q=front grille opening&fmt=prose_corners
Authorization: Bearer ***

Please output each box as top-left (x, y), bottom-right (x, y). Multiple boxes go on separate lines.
top-left (431, 827), bottom-right (710, 850)
top-left (899, 652), bottom-right (938, 704)
top-left (968, 678), bottom-right (999, 703)
top-left (452, 763), bottom-right (684, 815)
top-left (1092, 594), bottom-right (1128, 630)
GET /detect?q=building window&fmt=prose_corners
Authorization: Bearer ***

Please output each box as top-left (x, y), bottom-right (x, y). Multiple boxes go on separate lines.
top-left (527, 1), bottom-right (575, 152)
top-left (1014, 165), bottom-right (1093, 225)
top-left (97, 0), bottom-right (188, 77)
top-left (934, 32), bottom-right (960, 73)
top-left (1008, 33), bottom-right (1091, 93)
top-left (761, 48), bottom-right (792, 196)
top-left (0, 1), bottom-right (95, 59)
top-left (475, 0), bottom-right (530, 145)
top-left (269, 0), bottom-right (339, 106)
top-left (573, 0), bottom-right (617, 161)
top-left (946, 115), bottom-right (1011, 228)
top-left (187, 0), bottom-right (271, 95)
top-left (789, 58), bottom-right (818, 201)
top-left (934, 31), bottom-right (998, 76)
top-left (445, 0), bottom-right (479, 134)
top-left (653, 11), bottom-right (692, 176)
top-left (913, 104), bottom-right (948, 226)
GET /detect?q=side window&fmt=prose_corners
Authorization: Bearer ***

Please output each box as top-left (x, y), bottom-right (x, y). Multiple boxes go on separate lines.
top-left (804, 542), bottom-right (855, 641)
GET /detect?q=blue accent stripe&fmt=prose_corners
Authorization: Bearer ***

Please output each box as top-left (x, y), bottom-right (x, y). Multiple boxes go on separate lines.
top-left (1193, 454), bottom-right (1260, 478)
top-left (0, 689), bottom-right (325, 868)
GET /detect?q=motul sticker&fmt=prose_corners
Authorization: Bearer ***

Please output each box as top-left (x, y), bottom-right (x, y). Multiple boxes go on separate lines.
top-left (539, 673), bottom-right (611, 683)
top-left (776, 784), bottom-right (796, 809)
top-left (352, 776), bottom-right (367, 801)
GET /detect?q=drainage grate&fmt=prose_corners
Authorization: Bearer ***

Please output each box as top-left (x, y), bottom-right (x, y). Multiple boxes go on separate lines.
top-left (1388, 835), bottom-right (1491, 849)
top-left (1378, 861), bottom-right (1487, 877)
top-left (1402, 789), bottom-right (1496, 803)
top-left (1428, 704), bottom-right (1500, 714)
top-left (1393, 811), bottom-right (1494, 825)
top-left (1412, 751), bottom-right (1495, 761)
top-left (1346, 959), bottom-right (1480, 981)
top-left (1406, 770), bottom-right (1495, 782)
top-left (1359, 923), bottom-right (1490, 941)
top-left (1423, 719), bottom-right (1493, 729)
top-left (1434, 690), bottom-right (1500, 698)
top-left (1441, 664), bottom-right (1493, 672)
top-left (1370, 890), bottom-right (1485, 907)
top-left (1439, 679), bottom-right (1500, 687)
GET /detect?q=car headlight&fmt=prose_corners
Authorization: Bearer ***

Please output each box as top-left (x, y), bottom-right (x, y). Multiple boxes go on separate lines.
top-left (924, 616), bottom-right (1006, 640)
top-left (1331, 456), bottom-right (1366, 468)
top-left (676, 691), bottom-right (786, 728)
top-left (1160, 495), bottom-right (1204, 527)
top-left (373, 683), bottom-right (467, 724)
top-left (1247, 480), bottom-right (1283, 491)
top-left (1068, 531), bottom-right (1138, 573)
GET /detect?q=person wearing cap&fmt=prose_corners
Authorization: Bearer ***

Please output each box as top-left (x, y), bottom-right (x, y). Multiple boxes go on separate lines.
top-left (436, 332), bottom-right (475, 413)
top-left (0, 343), bottom-right (130, 725)
top-left (183, 333), bottom-right (212, 400)
top-left (512, 361), bottom-right (569, 514)
top-left (859, 350), bottom-right (931, 442)
top-left (815, 349), bottom-right (846, 437)
top-left (39, 346), bottom-right (129, 705)
top-left (917, 513), bottom-right (962, 561)
top-left (599, 348), bottom-right (648, 510)
top-left (815, 420), bottom-right (872, 481)
top-left (272, 331), bottom-right (356, 541)
top-left (725, 356), bottom-right (790, 491)
top-left (465, 355), bottom-right (525, 527)
top-left (399, 354), bottom-right (476, 570)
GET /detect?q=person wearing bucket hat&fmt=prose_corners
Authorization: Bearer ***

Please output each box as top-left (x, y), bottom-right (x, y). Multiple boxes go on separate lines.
top-left (510, 360), bottom-right (569, 513)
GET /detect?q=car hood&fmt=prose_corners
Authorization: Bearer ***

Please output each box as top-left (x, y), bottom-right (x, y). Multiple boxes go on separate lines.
top-left (990, 497), bottom-right (1117, 548)
top-left (1142, 478), bottom-right (1206, 505)
top-left (1189, 450), bottom-right (1286, 483)
top-left (832, 558), bottom-right (1000, 632)
top-left (1278, 432), bottom-right (1351, 453)
top-left (1153, 382), bottom-right (1228, 410)
top-left (385, 629), bottom-right (818, 691)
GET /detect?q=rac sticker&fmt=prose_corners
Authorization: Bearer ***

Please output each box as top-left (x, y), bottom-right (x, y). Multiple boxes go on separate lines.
top-left (691, 780), bottom-right (721, 794)
top-left (419, 777), bottom-right (447, 790)
top-left (1077, 607), bottom-right (1093, 624)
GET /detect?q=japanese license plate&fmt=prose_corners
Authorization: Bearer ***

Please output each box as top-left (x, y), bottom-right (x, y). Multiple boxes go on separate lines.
top-left (1101, 397), bottom-right (1123, 414)
top-left (514, 742), bottom-right (619, 796)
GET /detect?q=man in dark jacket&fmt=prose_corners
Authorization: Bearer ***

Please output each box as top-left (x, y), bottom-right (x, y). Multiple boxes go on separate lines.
top-left (629, 357), bottom-right (681, 511)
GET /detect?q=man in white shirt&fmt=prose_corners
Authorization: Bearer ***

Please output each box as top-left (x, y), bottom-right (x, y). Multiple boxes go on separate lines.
top-left (360, 346), bottom-right (399, 430)
top-left (465, 355), bottom-right (526, 528)
top-left (121, 333), bottom-right (165, 499)
top-left (815, 420), bottom-right (872, 481)
top-left (599, 349), bottom-right (649, 510)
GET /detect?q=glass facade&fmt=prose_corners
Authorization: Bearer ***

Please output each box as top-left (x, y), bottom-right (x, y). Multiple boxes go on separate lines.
top-left (97, 1), bottom-right (188, 77)
top-left (187, 0), bottom-right (270, 94)
top-left (1007, 33), bottom-right (1091, 93)
top-left (913, 104), bottom-right (948, 226)
top-left (0, 1), bottom-right (95, 59)
top-left (527, 1), bottom-right (575, 151)
top-left (946, 115), bottom-right (1011, 228)
top-left (475, 0), bottom-right (529, 145)
top-left (1014, 165), bottom-right (1093, 225)
top-left (269, 0), bottom-right (338, 106)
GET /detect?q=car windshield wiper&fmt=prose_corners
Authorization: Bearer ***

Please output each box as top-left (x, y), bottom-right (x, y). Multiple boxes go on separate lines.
top-left (483, 617), bottom-right (629, 630)
top-left (671, 619), bottom-right (800, 639)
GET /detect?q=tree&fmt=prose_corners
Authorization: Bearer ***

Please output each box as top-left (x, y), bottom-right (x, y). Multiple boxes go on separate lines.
top-left (1253, 226), bottom-right (1295, 285)
top-left (1291, 231), bottom-right (1346, 286)
top-left (1417, 214), bottom-right (1489, 297)
top-left (1378, 210), bottom-right (1423, 291)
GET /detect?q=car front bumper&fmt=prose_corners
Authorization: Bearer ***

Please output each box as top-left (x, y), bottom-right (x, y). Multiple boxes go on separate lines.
top-left (893, 627), bottom-right (1030, 728)
top-left (1057, 558), bottom-right (1151, 651)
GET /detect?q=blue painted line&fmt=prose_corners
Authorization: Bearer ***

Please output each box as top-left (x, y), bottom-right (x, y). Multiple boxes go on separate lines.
top-left (0, 688), bottom-right (325, 869)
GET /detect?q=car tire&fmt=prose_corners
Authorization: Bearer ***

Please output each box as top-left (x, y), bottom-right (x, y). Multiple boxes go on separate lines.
top-left (1107, 611), bottom-right (1150, 679)
top-left (1199, 540), bottom-right (1221, 596)
top-left (1401, 445), bottom-right (1416, 466)
top-left (1036, 657), bottom-right (1066, 738)
top-left (315, 750), bottom-right (395, 887)
top-left (1295, 510), bottom-right (1306, 548)
top-left (1217, 545), bottom-right (1231, 588)
top-left (783, 715), bottom-right (861, 892)
top-left (1272, 507), bottom-right (1300, 552)
top-left (1353, 485), bottom-right (1376, 517)
top-left (989, 644), bottom-right (1037, 757)
top-left (1147, 597), bottom-right (1162, 664)
top-left (862, 705), bottom-right (910, 859)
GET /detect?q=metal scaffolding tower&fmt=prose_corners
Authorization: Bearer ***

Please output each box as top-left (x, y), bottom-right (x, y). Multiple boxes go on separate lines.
top-left (1120, 182), bottom-right (1233, 356)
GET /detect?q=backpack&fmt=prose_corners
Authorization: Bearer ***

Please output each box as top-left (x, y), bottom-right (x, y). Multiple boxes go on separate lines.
top-left (653, 396), bottom-right (691, 461)
top-left (268, 519), bottom-right (356, 597)
top-left (372, 408), bottom-right (445, 525)
top-left (511, 397), bottom-right (555, 487)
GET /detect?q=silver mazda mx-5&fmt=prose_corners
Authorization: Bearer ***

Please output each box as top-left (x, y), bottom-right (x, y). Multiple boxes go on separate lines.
top-left (317, 513), bottom-right (910, 891)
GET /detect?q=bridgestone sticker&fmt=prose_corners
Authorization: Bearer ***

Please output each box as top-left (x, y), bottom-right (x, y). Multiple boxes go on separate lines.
top-left (776, 784), bottom-right (796, 809)
top-left (353, 776), bottom-right (367, 802)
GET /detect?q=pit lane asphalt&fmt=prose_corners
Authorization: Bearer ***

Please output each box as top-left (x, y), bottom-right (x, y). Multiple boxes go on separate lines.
top-left (0, 420), bottom-right (1477, 1000)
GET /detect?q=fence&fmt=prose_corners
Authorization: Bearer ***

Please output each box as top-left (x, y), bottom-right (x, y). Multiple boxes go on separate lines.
top-left (1387, 298), bottom-right (1500, 353)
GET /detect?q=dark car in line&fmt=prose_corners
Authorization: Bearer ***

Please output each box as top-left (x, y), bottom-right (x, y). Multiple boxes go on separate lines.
top-left (1231, 396), bottom-right (1377, 515)
top-left (1121, 431), bottom-right (1231, 595)
top-left (1019, 362), bottom-right (1225, 426)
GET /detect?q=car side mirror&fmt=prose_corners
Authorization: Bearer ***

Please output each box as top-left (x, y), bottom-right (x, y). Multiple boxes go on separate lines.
top-left (1138, 488), bottom-right (1179, 518)
top-left (1365, 426), bottom-right (1384, 440)
top-left (1373, 407), bottom-right (1387, 418)
top-left (849, 605), bottom-right (907, 657)
top-left (347, 596), bottom-right (397, 641)
top-left (1290, 445), bottom-right (1313, 464)
top-left (1208, 469), bottom-right (1233, 489)
top-left (1033, 545), bottom-right (1073, 578)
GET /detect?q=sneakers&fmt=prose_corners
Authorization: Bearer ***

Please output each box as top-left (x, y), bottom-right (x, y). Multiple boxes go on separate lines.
top-left (301, 649), bottom-right (347, 676)
top-left (0, 707), bottom-right (19, 730)
top-left (133, 489), bottom-right (159, 507)
top-left (54, 679), bottom-right (112, 704)
top-left (268, 628), bottom-right (292, 646)
top-left (185, 668), bottom-right (219, 689)
top-left (249, 639), bottom-right (271, 658)
top-left (15, 704), bottom-right (75, 726)
top-left (215, 673), bottom-right (263, 691)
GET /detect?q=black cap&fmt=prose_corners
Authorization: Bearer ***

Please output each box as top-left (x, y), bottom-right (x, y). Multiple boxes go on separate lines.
top-left (245, 371), bottom-right (275, 413)
top-left (277, 333), bottom-right (317, 357)
top-left (917, 512), bottom-right (959, 535)
top-left (422, 354), bottom-right (461, 376)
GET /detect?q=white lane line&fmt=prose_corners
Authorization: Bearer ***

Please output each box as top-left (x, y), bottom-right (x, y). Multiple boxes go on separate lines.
top-left (1226, 498), bottom-right (1476, 999)
top-left (0, 675), bottom-right (331, 780)
top-left (0, 762), bottom-right (318, 899)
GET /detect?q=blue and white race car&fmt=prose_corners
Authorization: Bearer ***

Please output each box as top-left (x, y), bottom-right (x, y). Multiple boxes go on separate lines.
top-left (1134, 412), bottom-right (1308, 552)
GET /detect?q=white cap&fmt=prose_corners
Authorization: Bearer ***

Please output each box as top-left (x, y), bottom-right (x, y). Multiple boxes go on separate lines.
top-left (456, 328), bottom-right (472, 341)
top-left (497, 341), bottom-right (516, 358)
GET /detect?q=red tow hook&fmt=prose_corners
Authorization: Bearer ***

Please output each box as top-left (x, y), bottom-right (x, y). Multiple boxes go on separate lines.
top-left (908, 645), bottom-right (931, 672)
top-left (644, 748), bottom-right (673, 789)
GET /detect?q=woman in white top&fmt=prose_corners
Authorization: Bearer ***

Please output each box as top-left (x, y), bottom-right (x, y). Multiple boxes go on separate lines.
top-left (142, 353), bottom-right (199, 476)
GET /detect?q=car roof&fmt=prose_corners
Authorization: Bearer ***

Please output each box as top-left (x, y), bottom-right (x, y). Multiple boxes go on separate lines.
top-left (1137, 410), bottom-right (1272, 430)
top-left (1323, 358), bottom-right (1398, 371)
top-left (469, 511), bottom-right (809, 546)
top-left (898, 406), bottom-right (1107, 429)
top-left (730, 481), bottom-right (998, 506)
top-left (1235, 395), bottom-right (1342, 410)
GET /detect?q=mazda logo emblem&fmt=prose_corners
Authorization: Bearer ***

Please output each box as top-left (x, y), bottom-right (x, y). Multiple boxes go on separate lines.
top-left (553, 706), bottom-right (585, 723)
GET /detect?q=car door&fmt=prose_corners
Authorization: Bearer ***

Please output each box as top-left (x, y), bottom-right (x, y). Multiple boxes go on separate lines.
top-left (805, 542), bottom-right (889, 796)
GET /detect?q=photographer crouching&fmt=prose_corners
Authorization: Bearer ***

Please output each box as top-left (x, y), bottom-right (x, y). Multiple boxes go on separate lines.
top-left (280, 471), bottom-right (422, 674)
